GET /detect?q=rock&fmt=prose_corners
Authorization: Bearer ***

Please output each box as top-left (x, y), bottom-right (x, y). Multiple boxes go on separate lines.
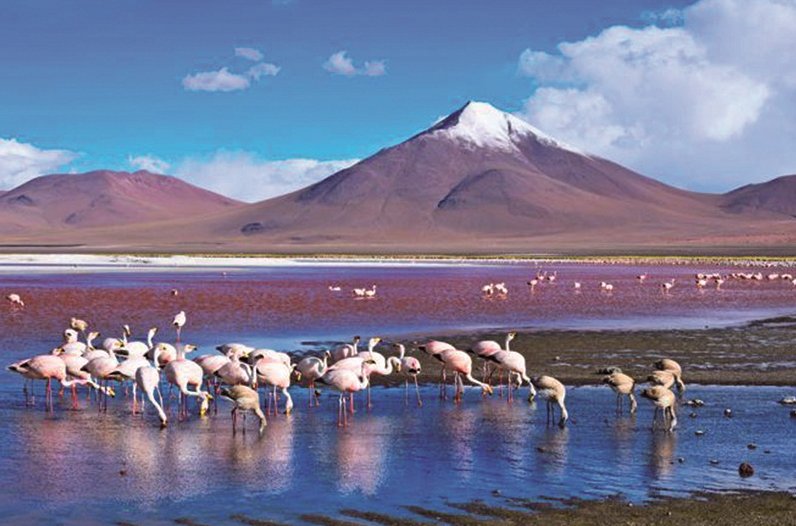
top-left (790, 410), bottom-right (796, 418)
top-left (491, 489), bottom-right (501, 496)
top-left (709, 459), bottom-right (720, 465)
top-left (597, 366), bottom-right (622, 375)
top-left (119, 469), bottom-right (127, 476)
top-left (738, 462), bottom-right (754, 477)
top-left (747, 443), bottom-right (757, 450)
top-left (686, 399), bottom-right (705, 407)
top-left (678, 457), bottom-right (685, 463)
top-left (724, 408), bottom-right (733, 418)
top-left (695, 430), bottom-right (705, 436)
top-left (689, 412), bottom-right (698, 418)
top-left (778, 396), bottom-right (796, 405)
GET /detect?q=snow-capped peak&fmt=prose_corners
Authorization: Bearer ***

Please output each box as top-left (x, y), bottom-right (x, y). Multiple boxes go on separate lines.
top-left (426, 101), bottom-right (583, 154)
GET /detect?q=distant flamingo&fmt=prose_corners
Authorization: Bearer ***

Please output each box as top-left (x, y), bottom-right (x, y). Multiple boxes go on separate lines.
top-left (6, 293), bottom-right (24, 308)
top-left (600, 281), bottom-right (614, 292)
top-left (526, 279), bottom-right (538, 292)
top-left (661, 279), bottom-right (676, 293)
top-left (533, 375), bottom-right (568, 427)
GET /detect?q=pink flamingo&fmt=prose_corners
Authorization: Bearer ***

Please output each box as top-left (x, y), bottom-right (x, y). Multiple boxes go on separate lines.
top-left (296, 351), bottom-right (330, 407)
top-left (81, 345), bottom-right (120, 411)
top-left (437, 349), bottom-right (493, 403)
top-left (253, 359), bottom-right (295, 415)
top-left (15, 355), bottom-right (89, 411)
top-left (57, 352), bottom-right (116, 408)
top-left (135, 344), bottom-right (168, 427)
top-left (418, 340), bottom-right (456, 398)
top-left (220, 385), bottom-right (266, 434)
top-left (331, 336), bottom-right (361, 362)
top-left (173, 311), bottom-right (186, 343)
top-left (394, 344), bottom-right (422, 406)
top-left (163, 344), bottom-right (211, 419)
top-left (317, 360), bottom-right (374, 426)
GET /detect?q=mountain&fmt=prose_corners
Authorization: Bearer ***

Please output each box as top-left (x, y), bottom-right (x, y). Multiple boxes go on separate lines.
top-left (0, 170), bottom-right (241, 235)
top-left (194, 101), bottom-right (764, 250)
top-left (720, 175), bottom-right (796, 217)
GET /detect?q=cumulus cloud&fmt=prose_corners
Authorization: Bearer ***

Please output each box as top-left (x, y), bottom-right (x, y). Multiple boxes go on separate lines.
top-left (128, 155), bottom-right (170, 174)
top-left (516, 0), bottom-right (796, 191)
top-left (235, 47), bottom-right (264, 62)
top-left (324, 51), bottom-right (386, 77)
top-left (182, 67), bottom-right (251, 92)
top-left (173, 152), bottom-right (359, 202)
top-left (183, 49), bottom-right (281, 92)
top-left (246, 62), bottom-right (281, 80)
top-left (0, 138), bottom-right (76, 189)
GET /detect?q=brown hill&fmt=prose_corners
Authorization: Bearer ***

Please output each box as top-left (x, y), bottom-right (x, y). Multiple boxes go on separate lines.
top-left (720, 175), bottom-right (796, 218)
top-left (0, 170), bottom-right (241, 235)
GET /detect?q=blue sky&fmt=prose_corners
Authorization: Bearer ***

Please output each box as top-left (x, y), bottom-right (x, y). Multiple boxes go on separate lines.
top-left (1, 0), bottom-right (794, 201)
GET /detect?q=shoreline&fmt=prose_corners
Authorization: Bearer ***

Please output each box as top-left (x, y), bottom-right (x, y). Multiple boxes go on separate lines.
top-left (0, 252), bottom-right (795, 272)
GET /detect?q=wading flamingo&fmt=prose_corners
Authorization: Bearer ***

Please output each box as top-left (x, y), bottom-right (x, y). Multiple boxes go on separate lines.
top-left (603, 371), bottom-right (637, 414)
top-left (438, 349), bottom-right (493, 403)
top-left (220, 385), bottom-right (266, 434)
top-left (533, 375), bottom-right (568, 427)
top-left (418, 340), bottom-right (457, 398)
top-left (296, 351), bottom-right (330, 407)
top-left (641, 386), bottom-right (677, 431)
top-left (163, 343), bottom-right (211, 419)
top-left (134, 344), bottom-right (167, 427)
top-left (317, 360), bottom-right (374, 427)
top-left (394, 344), bottom-right (422, 406)
top-left (173, 311), bottom-right (186, 343)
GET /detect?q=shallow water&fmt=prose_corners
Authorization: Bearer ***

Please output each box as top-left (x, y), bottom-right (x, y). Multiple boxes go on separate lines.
top-left (0, 385), bottom-right (794, 525)
top-left (1, 262), bottom-right (795, 524)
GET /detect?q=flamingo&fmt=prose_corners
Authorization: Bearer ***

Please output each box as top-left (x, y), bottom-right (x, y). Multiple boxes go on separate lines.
top-left (637, 273), bottom-right (648, 283)
top-left (173, 311), bottom-right (186, 342)
top-left (661, 279), bottom-right (676, 293)
top-left (296, 351), bottom-right (330, 407)
top-left (481, 283), bottom-right (495, 296)
top-left (220, 385), bottom-right (266, 433)
top-left (603, 371), bottom-right (637, 414)
top-left (331, 336), bottom-right (361, 362)
top-left (134, 344), bottom-right (167, 427)
top-left (7, 359), bottom-right (43, 405)
top-left (600, 281), bottom-right (614, 292)
top-left (653, 359), bottom-right (686, 393)
top-left (573, 281), bottom-right (581, 291)
top-left (641, 386), bottom-right (677, 431)
top-left (117, 327), bottom-right (157, 359)
top-left (437, 349), bottom-right (493, 402)
top-left (317, 360), bottom-right (374, 426)
top-left (526, 279), bottom-right (538, 292)
top-left (394, 344), bottom-right (422, 407)
top-left (492, 335), bottom-right (536, 403)
top-left (470, 332), bottom-right (514, 395)
top-left (418, 340), bottom-right (457, 398)
top-left (253, 360), bottom-right (295, 416)
top-left (70, 317), bottom-right (89, 333)
top-left (364, 285), bottom-right (377, 298)
top-left (15, 355), bottom-right (90, 411)
top-left (6, 293), bottom-right (24, 308)
top-left (81, 344), bottom-right (120, 411)
top-left (494, 282), bottom-right (508, 295)
top-left (214, 346), bottom-right (254, 387)
top-left (328, 285), bottom-right (342, 292)
top-left (163, 343), bottom-right (211, 419)
top-left (532, 375), bottom-right (568, 427)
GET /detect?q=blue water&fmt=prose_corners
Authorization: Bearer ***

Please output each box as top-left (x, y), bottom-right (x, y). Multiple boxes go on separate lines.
top-left (0, 385), bottom-right (793, 525)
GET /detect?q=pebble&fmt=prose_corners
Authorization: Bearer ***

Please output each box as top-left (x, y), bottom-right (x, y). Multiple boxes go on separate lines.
top-left (695, 430), bottom-right (705, 436)
top-left (778, 396), bottom-right (796, 405)
top-left (689, 412), bottom-right (698, 418)
top-left (738, 462), bottom-right (754, 478)
top-left (677, 457), bottom-right (685, 463)
top-left (747, 443), bottom-right (757, 450)
top-left (790, 410), bottom-right (796, 418)
top-left (724, 408), bottom-right (733, 418)
top-left (709, 459), bottom-right (720, 465)
top-left (686, 399), bottom-right (705, 407)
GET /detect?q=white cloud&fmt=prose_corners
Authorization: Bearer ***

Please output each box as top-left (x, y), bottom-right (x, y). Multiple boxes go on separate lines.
top-left (246, 62), bottom-right (281, 80)
top-left (0, 138), bottom-right (76, 189)
top-left (516, 0), bottom-right (796, 191)
top-left (173, 151), bottom-right (359, 202)
top-left (235, 47), bottom-right (264, 62)
top-left (128, 155), bottom-right (170, 174)
top-left (641, 7), bottom-right (685, 26)
top-left (324, 51), bottom-right (387, 77)
top-left (182, 67), bottom-right (251, 92)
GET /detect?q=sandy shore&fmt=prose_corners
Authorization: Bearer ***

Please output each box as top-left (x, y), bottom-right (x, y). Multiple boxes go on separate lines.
top-left (166, 491), bottom-right (796, 526)
top-left (371, 316), bottom-right (796, 387)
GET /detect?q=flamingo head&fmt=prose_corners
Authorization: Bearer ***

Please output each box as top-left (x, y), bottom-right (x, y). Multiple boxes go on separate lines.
top-left (353, 335), bottom-right (362, 343)
top-left (482, 385), bottom-right (494, 396)
top-left (123, 325), bottom-right (132, 337)
top-left (507, 331), bottom-right (517, 341)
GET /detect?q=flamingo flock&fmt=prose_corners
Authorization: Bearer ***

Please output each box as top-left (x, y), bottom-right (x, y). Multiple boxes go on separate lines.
top-left (0, 291), bottom-right (695, 436)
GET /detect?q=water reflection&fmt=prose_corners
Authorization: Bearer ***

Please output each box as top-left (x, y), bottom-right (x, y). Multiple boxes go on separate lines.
top-left (335, 416), bottom-right (391, 495)
top-left (647, 431), bottom-right (678, 479)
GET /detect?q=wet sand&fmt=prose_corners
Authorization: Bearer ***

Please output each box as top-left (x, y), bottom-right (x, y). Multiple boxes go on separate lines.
top-left (383, 316), bottom-right (796, 388)
top-left (289, 491), bottom-right (796, 526)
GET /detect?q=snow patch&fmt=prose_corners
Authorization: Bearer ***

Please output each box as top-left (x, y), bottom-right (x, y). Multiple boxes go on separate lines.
top-left (427, 101), bottom-right (585, 155)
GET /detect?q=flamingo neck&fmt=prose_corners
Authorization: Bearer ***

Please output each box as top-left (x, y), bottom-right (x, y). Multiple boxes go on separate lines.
top-left (152, 346), bottom-right (161, 370)
top-left (504, 335), bottom-right (512, 352)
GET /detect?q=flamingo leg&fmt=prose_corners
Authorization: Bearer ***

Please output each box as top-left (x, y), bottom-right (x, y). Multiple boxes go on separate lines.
top-left (414, 375), bottom-right (422, 407)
